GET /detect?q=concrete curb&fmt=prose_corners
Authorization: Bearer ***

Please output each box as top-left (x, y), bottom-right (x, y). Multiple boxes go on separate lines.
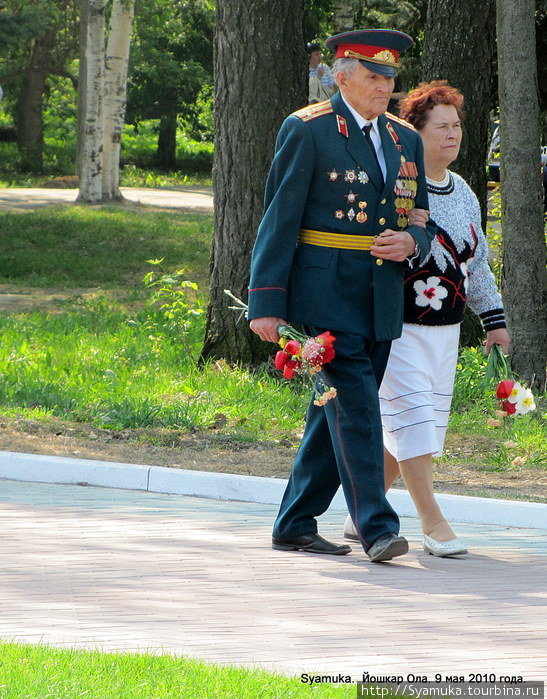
top-left (0, 450), bottom-right (545, 530)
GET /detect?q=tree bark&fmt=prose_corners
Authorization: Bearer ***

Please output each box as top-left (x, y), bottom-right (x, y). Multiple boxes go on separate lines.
top-left (77, 0), bottom-right (106, 203)
top-left (497, 0), bottom-right (547, 391)
top-left (76, 0), bottom-right (89, 178)
top-left (102, 0), bottom-right (135, 200)
top-left (201, 0), bottom-right (307, 364)
top-left (421, 0), bottom-right (496, 222)
top-left (156, 111), bottom-right (178, 169)
top-left (16, 29), bottom-right (57, 172)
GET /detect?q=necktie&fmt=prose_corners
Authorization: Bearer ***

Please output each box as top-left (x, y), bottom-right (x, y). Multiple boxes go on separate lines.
top-left (362, 123), bottom-right (384, 184)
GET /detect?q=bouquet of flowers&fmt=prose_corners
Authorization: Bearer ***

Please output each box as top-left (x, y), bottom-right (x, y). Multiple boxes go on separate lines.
top-left (224, 290), bottom-right (337, 406)
top-left (486, 343), bottom-right (536, 417)
top-left (274, 325), bottom-right (337, 405)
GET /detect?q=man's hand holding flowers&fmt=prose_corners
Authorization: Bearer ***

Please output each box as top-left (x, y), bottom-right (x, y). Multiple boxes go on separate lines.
top-left (250, 316), bottom-right (287, 343)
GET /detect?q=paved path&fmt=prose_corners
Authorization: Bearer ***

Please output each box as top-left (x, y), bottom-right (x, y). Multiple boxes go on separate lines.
top-left (1, 478), bottom-right (545, 681)
top-left (0, 186), bottom-right (213, 212)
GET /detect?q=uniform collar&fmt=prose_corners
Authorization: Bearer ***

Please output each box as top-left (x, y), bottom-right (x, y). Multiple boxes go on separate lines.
top-left (339, 93), bottom-right (381, 139)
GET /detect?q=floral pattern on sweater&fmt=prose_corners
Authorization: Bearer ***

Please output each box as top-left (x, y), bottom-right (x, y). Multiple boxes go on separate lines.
top-left (403, 171), bottom-right (505, 330)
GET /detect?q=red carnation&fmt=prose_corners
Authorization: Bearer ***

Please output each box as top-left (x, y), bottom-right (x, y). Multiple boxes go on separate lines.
top-left (496, 379), bottom-right (515, 400)
top-left (274, 350), bottom-right (289, 370)
top-left (284, 340), bottom-right (301, 356)
top-left (317, 331), bottom-right (336, 346)
top-left (321, 344), bottom-right (335, 363)
top-left (283, 359), bottom-right (300, 379)
top-left (503, 399), bottom-right (517, 415)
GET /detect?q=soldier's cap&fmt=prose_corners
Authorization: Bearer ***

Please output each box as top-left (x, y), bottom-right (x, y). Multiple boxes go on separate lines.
top-left (325, 29), bottom-right (413, 78)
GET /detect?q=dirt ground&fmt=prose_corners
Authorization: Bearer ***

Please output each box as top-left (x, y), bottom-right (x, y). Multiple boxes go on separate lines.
top-left (1, 416), bottom-right (545, 503)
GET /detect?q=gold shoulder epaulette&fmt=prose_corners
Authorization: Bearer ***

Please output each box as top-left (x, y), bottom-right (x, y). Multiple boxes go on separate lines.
top-left (293, 100), bottom-right (334, 122)
top-left (386, 112), bottom-right (416, 131)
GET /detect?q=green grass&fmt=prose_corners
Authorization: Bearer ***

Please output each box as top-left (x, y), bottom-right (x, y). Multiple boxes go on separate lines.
top-left (0, 295), bottom-right (307, 438)
top-left (0, 642), bottom-right (356, 698)
top-left (0, 207), bottom-right (212, 288)
top-left (0, 207), bottom-right (544, 487)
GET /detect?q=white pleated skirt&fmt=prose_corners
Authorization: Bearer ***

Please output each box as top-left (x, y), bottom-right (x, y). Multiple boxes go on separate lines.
top-left (379, 323), bottom-right (461, 462)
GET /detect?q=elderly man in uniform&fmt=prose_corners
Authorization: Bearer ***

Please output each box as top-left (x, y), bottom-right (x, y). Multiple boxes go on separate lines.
top-left (248, 30), bottom-right (435, 562)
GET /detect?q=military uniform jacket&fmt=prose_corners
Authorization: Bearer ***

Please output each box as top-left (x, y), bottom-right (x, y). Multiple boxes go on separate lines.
top-left (248, 91), bottom-right (434, 341)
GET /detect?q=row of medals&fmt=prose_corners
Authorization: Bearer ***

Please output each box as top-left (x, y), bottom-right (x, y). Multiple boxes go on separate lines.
top-left (328, 168), bottom-right (417, 228)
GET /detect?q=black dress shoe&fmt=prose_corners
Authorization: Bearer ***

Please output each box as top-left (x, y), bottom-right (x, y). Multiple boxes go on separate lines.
top-left (366, 533), bottom-right (408, 562)
top-left (272, 533), bottom-right (351, 555)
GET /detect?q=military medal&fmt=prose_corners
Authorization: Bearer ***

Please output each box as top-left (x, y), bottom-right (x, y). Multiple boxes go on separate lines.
top-left (344, 169), bottom-right (356, 183)
top-left (394, 160), bottom-right (418, 228)
top-left (357, 170), bottom-right (369, 184)
top-left (328, 169), bottom-right (340, 181)
top-left (358, 201), bottom-right (367, 209)
top-left (334, 210), bottom-right (344, 219)
top-left (345, 190), bottom-right (357, 203)
top-left (347, 208), bottom-right (356, 221)
top-left (356, 212), bottom-right (368, 223)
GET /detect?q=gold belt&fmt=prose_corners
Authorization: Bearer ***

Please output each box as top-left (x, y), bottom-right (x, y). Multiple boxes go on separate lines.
top-left (298, 228), bottom-right (375, 251)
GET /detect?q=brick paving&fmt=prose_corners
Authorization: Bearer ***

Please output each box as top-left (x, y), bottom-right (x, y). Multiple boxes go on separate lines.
top-left (0, 478), bottom-right (545, 681)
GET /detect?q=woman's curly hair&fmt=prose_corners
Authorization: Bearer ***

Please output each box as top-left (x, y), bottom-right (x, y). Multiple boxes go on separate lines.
top-left (398, 80), bottom-right (465, 130)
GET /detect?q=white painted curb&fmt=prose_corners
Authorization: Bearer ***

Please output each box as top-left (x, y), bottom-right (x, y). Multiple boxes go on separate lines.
top-left (0, 450), bottom-right (545, 530)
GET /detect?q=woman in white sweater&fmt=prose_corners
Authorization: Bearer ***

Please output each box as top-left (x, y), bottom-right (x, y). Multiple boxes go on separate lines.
top-left (345, 81), bottom-right (510, 556)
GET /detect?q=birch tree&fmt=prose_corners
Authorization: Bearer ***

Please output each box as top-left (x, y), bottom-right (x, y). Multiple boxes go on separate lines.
top-left (78, 0), bottom-right (105, 203)
top-left (78, 0), bottom-right (135, 203)
top-left (102, 0), bottom-right (136, 199)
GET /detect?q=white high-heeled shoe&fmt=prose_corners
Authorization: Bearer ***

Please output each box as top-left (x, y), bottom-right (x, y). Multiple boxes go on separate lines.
top-left (423, 534), bottom-right (467, 557)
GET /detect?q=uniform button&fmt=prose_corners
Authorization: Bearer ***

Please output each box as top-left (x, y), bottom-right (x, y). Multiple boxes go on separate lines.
top-left (380, 198), bottom-right (386, 204)
top-left (376, 258), bottom-right (383, 266)
top-left (379, 217), bottom-right (386, 225)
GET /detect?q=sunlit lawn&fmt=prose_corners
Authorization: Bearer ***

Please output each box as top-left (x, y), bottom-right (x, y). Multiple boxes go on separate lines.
top-left (0, 206), bottom-right (543, 487)
top-left (0, 642), bottom-right (356, 698)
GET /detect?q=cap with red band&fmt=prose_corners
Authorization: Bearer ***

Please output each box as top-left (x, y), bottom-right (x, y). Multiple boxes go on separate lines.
top-left (326, 29), bottom-right (413, 78)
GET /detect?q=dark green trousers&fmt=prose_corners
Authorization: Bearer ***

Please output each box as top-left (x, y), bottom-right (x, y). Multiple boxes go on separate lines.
top-left (273, 330), bottom-right (399, 550)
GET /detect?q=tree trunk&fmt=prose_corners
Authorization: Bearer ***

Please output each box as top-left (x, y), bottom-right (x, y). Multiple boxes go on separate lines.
top-left (77, 0), bottom-right (106, 203)
top-left (497, 0), bottom-right (547, 391)
top-left (421, 0), bottom-right (496, 222)
top-left (76, 0), bottom-right (90, 178)
top-left (332, 0), bottom-right (356, 34)
top-left (16, 29), bottom-right (57, 172)
top-left (102, 0), bottom-right (135, 200)
top-left (156, 111), bottom-right (178, 169)
top-left (201, 0), bottom-right (307, 364)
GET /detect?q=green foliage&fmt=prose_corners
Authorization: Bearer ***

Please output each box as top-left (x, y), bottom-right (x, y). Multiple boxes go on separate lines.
top-left (121, 122), bottom-right (213, 172)
top-left (304, 0), bottom-right (334, 44)
top-left (127, 0), bottom-right (214, 136)
top-left (0, 2), bottom-right (50, 51)
top-left (0, 641), bottom-right (356, 698)
top-left (452, 346), bottom-right (491, 410)
top-left (143, 259), bottom-right (206, 357)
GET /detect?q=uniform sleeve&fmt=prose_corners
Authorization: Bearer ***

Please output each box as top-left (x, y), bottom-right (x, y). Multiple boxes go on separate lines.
top-left (466, 190), bottom-right (506, 330)
top-left (405, 131), bottom-right (435, 266)
top-left (248, 116), bottom-right (315, 320)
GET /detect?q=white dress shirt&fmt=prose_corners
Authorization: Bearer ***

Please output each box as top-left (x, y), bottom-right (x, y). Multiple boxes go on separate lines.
top-left (340, 94), bottom-right (387, 180)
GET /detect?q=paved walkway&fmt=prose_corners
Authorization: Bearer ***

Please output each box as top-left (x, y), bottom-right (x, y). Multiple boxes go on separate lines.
top-left (0, 186), bottom-right (213, 212)
top-left (1, 478), bottom-right (545, 681)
